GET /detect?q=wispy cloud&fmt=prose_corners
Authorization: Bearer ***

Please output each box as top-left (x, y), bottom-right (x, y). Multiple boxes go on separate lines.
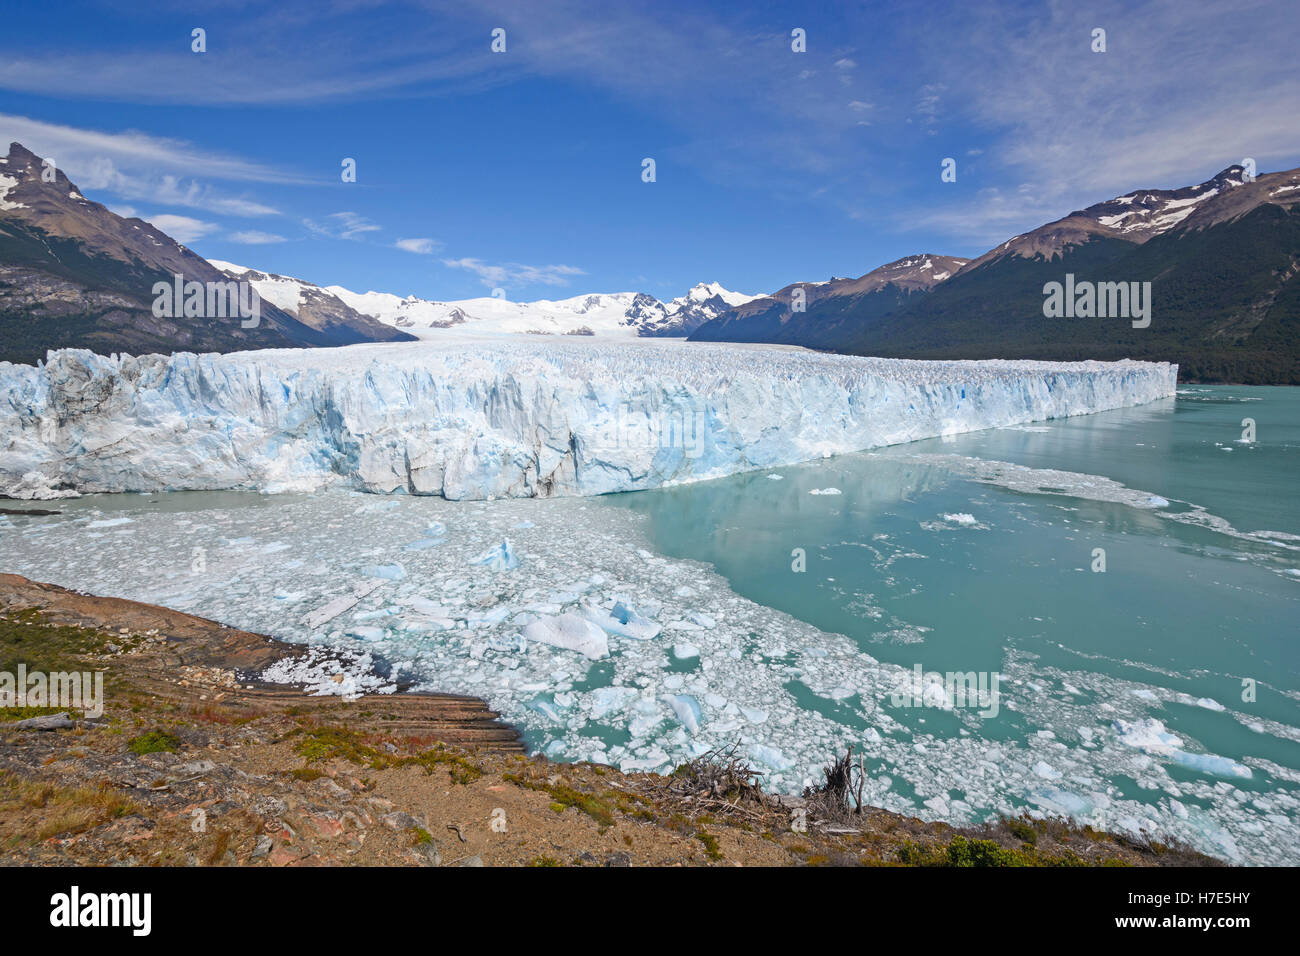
top-left (228, 230), bottom-right (288, 245)
top-left (0, 114), bottom-right (309, 184)
top-left (0, 6), bottom-right (527, 106)
top-left (145, 213), bottom-right (218, 244)
top-left (304, 212), bottom-right (382, 241)
top-left (0, 113), bottom-right (301, 219)
top-left (395, 237), bottom-right (441, 254)
top-left (892, 0), bottom-right (1300, 242)
top-left (442, 257), bottom-right (586, 289)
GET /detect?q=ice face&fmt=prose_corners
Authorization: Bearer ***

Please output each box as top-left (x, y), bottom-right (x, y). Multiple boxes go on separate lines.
top-left (0, 340), bottom-right (1176, 500)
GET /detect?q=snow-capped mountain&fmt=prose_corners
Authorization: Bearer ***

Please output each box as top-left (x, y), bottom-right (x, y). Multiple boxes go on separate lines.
top-left (967, 164), bottom-right (1300, 268)
top-left (0, 140), bottom-right (412, 365)
top-left (204, 261), bottom-right (411, 345)
top-left (693, 163), bottom-right (1300, 383)
top-left (207, 264), bottom-right (759, 339)
top-left (638, 281), bottom-right (761, 336)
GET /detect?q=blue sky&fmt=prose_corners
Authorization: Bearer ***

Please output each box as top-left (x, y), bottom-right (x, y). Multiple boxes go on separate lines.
top-left (2, 0), bottom-right (1296, 301)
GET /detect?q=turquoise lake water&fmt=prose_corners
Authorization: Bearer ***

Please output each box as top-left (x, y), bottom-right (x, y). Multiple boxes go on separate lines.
top-left (603, 386), bottom-right (1300, 859)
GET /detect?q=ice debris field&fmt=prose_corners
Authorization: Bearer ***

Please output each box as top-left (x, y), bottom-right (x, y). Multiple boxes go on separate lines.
top-left (0, 339), bottom-right (1176, 500)
top-left (1, 482), bottom-right (1295, 866)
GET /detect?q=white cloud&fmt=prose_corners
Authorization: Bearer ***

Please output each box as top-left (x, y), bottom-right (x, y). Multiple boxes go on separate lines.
top-left (441, 257), bottom-right (586, 289)
top-left (145, 214), bottom-right (218, 244)
top-left (307, 211), bottom-right (381, 240)
top-left (228, 230), bottom-right (287, 245)
top-left (0, 114), bottom-right (307, 184)
top-left (0, 113), bottom-right (297, 218)
top-left (896, 0), bottom-right (1300, 241)
top-left (395, 237), bottom-right (441, 254)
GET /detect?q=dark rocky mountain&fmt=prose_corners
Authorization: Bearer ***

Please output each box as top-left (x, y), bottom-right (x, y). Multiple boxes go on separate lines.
top-left (0, 141), bottom-right (412, 366)
top-left (691, 165), bottom-right (1300, 383)
top-left (691, 254), bottom-right (969, 348)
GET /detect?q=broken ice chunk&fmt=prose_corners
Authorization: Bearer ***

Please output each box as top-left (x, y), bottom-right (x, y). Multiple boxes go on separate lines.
top-left (362, 563), bottom-right (406, 580)
top-left (661, 694), bottom-right (703, 734)
top-left (471, 539), bottom-right (519, 571)
top-left (521, 613), bottom-right (609, 659)
top-left (687, 611), bottom-right (716, 629)
top-left (749, 744), bottom-right (793, 771)
top-left (589, 686), bottom-right (639, 719)
top-left (580, 600), bottom-right (661, 641)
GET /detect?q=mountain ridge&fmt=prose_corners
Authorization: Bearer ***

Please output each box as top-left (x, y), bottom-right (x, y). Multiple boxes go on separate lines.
top-left (691, 164), bottom-right (1300, 383)
top-left (207, 261), bottom-right (758, 339)
top-left (0, 141), bottom-right (413, 365)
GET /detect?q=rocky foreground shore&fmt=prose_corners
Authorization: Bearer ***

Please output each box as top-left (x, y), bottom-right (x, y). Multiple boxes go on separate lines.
top-left (0, 574), bottom-right (1215, 867)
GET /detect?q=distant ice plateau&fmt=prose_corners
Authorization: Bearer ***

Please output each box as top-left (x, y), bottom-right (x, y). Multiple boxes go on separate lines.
top-left (0, 339), bottom-right (1177, 499)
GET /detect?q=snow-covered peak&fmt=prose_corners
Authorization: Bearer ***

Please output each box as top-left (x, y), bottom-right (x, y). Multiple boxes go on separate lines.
top-left (206, 250), bottom-right (760, 339)
top-left (682, 281), bottom-right (756, 308)
top-left (206, 259), bottom-right (252, 275)
top-left (317, 279), bottom-right (757, 338)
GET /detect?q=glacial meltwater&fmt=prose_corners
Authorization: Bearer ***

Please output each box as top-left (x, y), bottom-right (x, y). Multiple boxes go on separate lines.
top-left (1, 386), bottom-right (1296, 863)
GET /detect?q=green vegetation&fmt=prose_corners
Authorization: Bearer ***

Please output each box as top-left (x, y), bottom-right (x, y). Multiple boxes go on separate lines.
top-left (291, 725), bottom-right (484, 784)
top-left (897, 835), bottom-right (1088, 867)
top-left (127, 731), bottom-right (180, 755)
top-left (695, 829), bottom-right (722, 860)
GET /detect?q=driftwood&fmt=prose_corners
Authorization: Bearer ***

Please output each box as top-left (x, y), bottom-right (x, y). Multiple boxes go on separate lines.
top-left (7, 712), bottom-right (75, 731)
top-left (802, 745), bottom-right (868, 821)
top-left (658, 742), bottom-right (779, 820)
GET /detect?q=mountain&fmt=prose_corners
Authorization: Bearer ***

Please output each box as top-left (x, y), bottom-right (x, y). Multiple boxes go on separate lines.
top-left (0, 141), bottom-right (413, 366)
top-left (692, 165), bottom-right (1300, 384)
top-left (207, 261), bottom-right (417, 345)
top-left (312, 279), bottom-right (758, 338)
top-left (638, 281), bottom-right (760, 336)
top-left (691, 255), bottom-right (969, 348)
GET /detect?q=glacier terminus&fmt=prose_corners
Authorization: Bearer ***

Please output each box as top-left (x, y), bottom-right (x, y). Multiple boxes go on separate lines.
top-left (0, 339), bottom-right (1177, 500)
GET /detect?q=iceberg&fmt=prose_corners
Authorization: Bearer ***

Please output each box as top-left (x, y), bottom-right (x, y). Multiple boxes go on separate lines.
top-left (521, 612), bottom-right (610, 659)
top-left (580, 600), bottom-right (661, 640)
top-left (470, 539), bottom-right (519, 571)
top-left (0, 341), bottom-right (1177, 500)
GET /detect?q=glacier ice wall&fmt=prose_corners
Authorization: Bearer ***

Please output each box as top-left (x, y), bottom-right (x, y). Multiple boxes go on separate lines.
top-left (0, 341), bottom-right (1177, 499)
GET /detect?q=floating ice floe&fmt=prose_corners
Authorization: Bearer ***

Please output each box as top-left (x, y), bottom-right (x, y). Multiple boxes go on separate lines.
top-left (580, 600), bottom-right (661, 640)
top-left (521, 613), bottom-right (609, 659)
top-left (471, 539), bottom-right (518, 571)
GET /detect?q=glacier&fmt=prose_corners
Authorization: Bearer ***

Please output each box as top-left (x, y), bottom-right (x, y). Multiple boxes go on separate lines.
top-left (0, 339), bottom-right (1177, 499)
